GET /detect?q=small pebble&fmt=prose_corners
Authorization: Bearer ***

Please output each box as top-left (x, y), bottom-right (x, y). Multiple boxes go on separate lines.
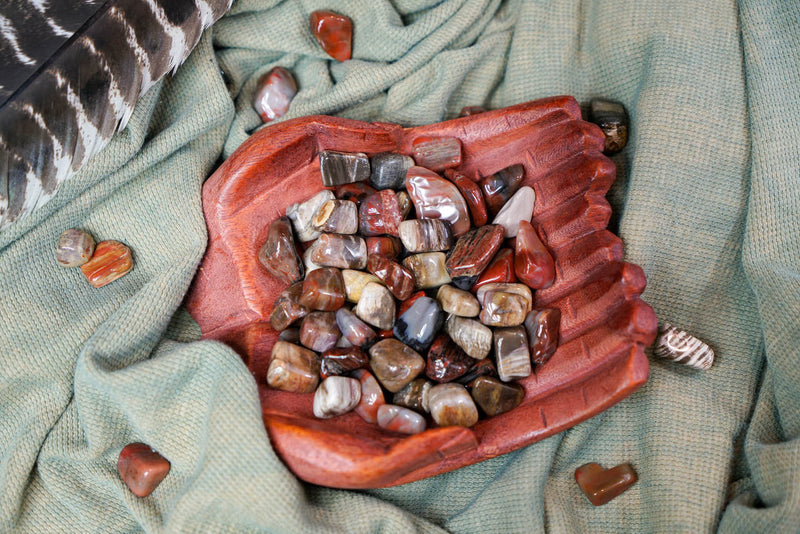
top-left (56, 228), bottom-right (94, 267)
top-left (117, 443), bottom-right (170, 498)
top-left (80, 240), bottom-right (133, 288)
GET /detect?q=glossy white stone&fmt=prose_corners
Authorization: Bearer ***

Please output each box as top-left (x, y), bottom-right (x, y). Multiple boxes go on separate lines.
top-left (444, 314), bottom-right (492, 359)
top-left (492, 186), bottom-right (535, 238)
top-left (313, 376), bottom-right (362, 418)
top-left (287, 190), bottom-right (335, 242)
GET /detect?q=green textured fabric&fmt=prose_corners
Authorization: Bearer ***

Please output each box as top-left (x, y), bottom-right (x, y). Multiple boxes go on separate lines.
top-left (1, 0), bottom-right (799, 531)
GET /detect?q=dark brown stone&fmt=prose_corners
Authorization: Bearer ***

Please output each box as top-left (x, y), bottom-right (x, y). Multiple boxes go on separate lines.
top-left (469, 376), bottom-right (524, 416)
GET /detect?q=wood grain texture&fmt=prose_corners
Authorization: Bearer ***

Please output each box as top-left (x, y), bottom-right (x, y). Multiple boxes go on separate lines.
top-left (184, 96), bottom-right (658, 488)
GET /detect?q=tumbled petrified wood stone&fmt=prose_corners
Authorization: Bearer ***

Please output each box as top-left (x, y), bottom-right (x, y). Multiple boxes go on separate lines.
top-left (436, 285), bottom-right (480, 317)
top-left (299, 267), bottom-right (346, 311)
top-left (494, 326), bottom-right (531, 381)
top-left (313, 376), bottom-right (361, 418)
top-left (56, 228), bottom-right (94, 267)
top-left (524, 308), bottom-right (561, 365)
top-left (396, 191), bottom-right (412, 218)
top-left (366, 236), bottom-right (403, 260)
top-left (444, 169), bottom-right (488, 227)
top-left (369, 338), bottom-right (425, 393)
top-left (117, 443), bottom-right (170, 498)
top-left (445, 314), bottom-right (492, 360)
top-left (334, 182), bottom-right (376, 204)
top-left (319, 150), bottom-right (370, 186)
top-left (589, 98), bottom-right (629, 155)
top-left (312, 199), bottom-right (358, 234)
top-left (299, 311), bottom-right (340, 353)
top-left (258, 217), bottom-right (304, 285)
top-left (186, 97), bottom-right (658, 489)
top-left (377, 404), bottom-right (427, 434)
top-left (310, 10), bottom-right (353, 62)
top-left (476, 283), bottom-right (533, 314)
top-left (370, 152), bottom-right (415, 190)
top-left (574, 462), bottom-right (637, 506)
top-left (402, 252), bottom-right (451, 289)
top-left (352, 369), bottom-right (385, 423)
top-left (320, 346), bottom-right (369, 378)
top-left (492, 186), bottom-right (535, 238)
top-left (335, 308), bottom-right (377, 347)
top-left (287, 189), bottom-right (334, 242)
top-left (480, 164), bottom-right (524, 217)
top-left (269, 282), bottom-right (309, 331)
top-left (428, 383), bottom-right (479, 428)
top-left (303, 246), bottom-right (322, 274)
top-left (411, 136), bottom-right (461, 171)
top-left (446, 224), bottom-right (504, 290)
top-left (515, 220), bottom-right (555, 290)
top-left (426, 334), bottom-right (474, 383)
top-left (81, 240), bottom-right (133, 288)
top-left (309, 233), bottom-right (367, 270)
top-left (393, 296), bottom-right (444, 352)
top-left (359, 189), bottom-right (404, 237)
top-left (392, 377), bottom-right (432, 413)
top-left (479, 291), bottom-right (528, 327)
top-left (398, 219), bottom-right (453, 253)
top-left (471, 248), bottom-right (516, 293)
top-left (456, 358), bottom-right (497, 385)
top-left (653, 323), bottom-right (714, 370)
top-left (366, 254), bottom-right (415, 301)
top-left (405, 166), bottom-right (470, 236)
top-left (267, 341), bottom-right (320, 393)
top-left (254, 67), bottom-right (297, 122)
top-left (341, 269), bottom-right (381, 303)
top-left (469, 376), bottom-right (524, 416)
top-left (355, 282), bottom-right (396, 330)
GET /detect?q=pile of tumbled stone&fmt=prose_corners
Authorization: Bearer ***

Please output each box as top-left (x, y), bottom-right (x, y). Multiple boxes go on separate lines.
top-left (261, 137), bottom-right (561, 434)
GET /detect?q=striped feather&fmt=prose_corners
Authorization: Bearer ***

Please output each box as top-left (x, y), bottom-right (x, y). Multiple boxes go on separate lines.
top-left (0, 0), bottom-right (232, 230)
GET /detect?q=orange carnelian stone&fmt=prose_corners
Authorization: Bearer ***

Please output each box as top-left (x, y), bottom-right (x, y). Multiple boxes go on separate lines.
top-left (80, 240), bottom-right (133, 288)
top-left (310, 10), bottom-right (352, 62)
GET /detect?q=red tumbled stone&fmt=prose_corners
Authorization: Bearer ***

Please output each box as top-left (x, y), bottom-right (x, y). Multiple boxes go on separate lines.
top-left (445, 224), bottom-right (505, 290)
top-left (575, 463), bottom-right (637, 506)
top-left (298, 267), bottom-right (345, 311)
top-left (426, 334), bottom-right (474, 383)
top-left (321, 346), bottom-right (369, 378)
top-left (366, 236), bottom-right (403, 260)
top-left (366, 254), bottom-right (416, 301)
top-left (269, 281), bottom-right (309, 330)
top-left (81, 240), bottom-right (133, 288)
top-left (471, 248), bottom-right (516, 294)
top-left (359, 189), bottom-right (404, 237)
top-left (117, 443), bottom-right (170, 498)
top-left (334, 182), bottom-right (377, 204)
top-left (524, 308), bottom-right (561, 365)
top-left (310, 10), bottom-right (352, 62)
top-left (258, 216), bottom-right (303, 285)
top-left (515, 220), bottom-right (555, 289)
top-left (444, 169), bottom-right (488, 227)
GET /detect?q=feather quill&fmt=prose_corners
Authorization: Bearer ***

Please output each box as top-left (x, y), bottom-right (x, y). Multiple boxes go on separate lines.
top-left (0, 0), bottom-right (232, 230)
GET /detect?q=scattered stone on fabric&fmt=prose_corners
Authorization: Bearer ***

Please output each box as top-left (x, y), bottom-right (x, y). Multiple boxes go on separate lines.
top-left (117, 443), bottom-right (170, 498)
top-left (653, 323), bottom-right (715, 370)
top-left (55, 228), bottom-right (94, 267)
top-left (574, 462), bottom-right (638, 506)
top-left (309, 10), bottom-right (352, 62)
top-left (589, 98), bottom-right (629, 154)
top-left (80, 240), bottom-right (133, 288)
top-left (253, 66), bottom-right (297, 122)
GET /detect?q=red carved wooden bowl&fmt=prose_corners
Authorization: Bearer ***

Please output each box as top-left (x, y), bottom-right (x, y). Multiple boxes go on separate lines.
top-left (185, 96), bottom-right (657, 489)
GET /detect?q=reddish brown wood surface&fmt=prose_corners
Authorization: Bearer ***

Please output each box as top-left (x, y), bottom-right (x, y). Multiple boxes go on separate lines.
top-left (184, 96), bottom-right (657, 489)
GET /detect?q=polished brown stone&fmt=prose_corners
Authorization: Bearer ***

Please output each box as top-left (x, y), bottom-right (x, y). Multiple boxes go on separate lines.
top-left (354, 282), bottom-right (395, 330)
top-left (117, 443), bottom-right (170, 498)
top-left (269, 281), bottom-right (309, 331)
top-left (335, 308), bottom-right (377, 347)
top-left (377, 404), bottom-right (427, 434)
top-left (456, 358), bottom-right (497, 385)
top-left (524, 308), bottom-right (561, 365)
top-left (56, 228), bottom-right (94, 267)
top-left (300, 311), bottom-right (340, 353)
top-left (479, 291), bottom-right (529, 327)
top-left (334, 182), bottom-right (377, 204)
top-left (476, 283), bottom-right (533, 314)
top-left (309, 233), bottom-right (367, 270)
top-left (574, 462), bottom-right (637, 506)
top-left (411, 136), bottom-right (461, 171)
top-left (444, 169), bottom-right (488, 227)
top-left (320, 346), bottom-right (369, 378)
top-left (253, 67), bottom-right (297, 122)
top-left (309, 10), bottom-right (352, 62)
top-left (392, 377), bottom-right (432, 413)
top-left (405, 166), bottom-right (470, 236)
top-left (402, 252), bottom-right (452, 289)
top-left (298, 267), bottom-right (346, 311)
top-left (398, 219), bottom-right (453, 253)
top-left (480, 164), bottom-right (524, 216)
top-left (365, 236), bottom-right (403, 260)
top-left (366, 254), bottom-right (416, 301)
top-left (352, 369), bottom-right (386, 423)
top-left (81, 240), bottom-right (133, 288)
top-left (444, 314), bottom-right (492, 360)
top-left (588, 98), bottom-right (629, 155)
top-left (493, 326), bottom-right (531, 381)
top-left (515, 220), bottom-right (555, 289)
top-left (312, 199), bottom-right (358, 234)
top-left (426, 334), bottom-right (474, 383)
top-left (267, 341), bottom-right (320, 393)
top-left (471, 248), bottom-right (516, 293)
top-left (368, 339), bottom-right (425, 393)
top-left (445, 225), bottom-right (504, 290)
top-left (359, 189), bottom-right (404, 237)
top-left (469, 376), bottom-right (524, 416)
top-left (396, 191), bottom-right (412, 219)
top-left (428, 383), bottom-right (479, 427)
top-left (436, 285), bottom-right (480, 317)
top-left (653, 323), bottom-right (715, 370)
top-left (258, 217), bottom-right (304, 285)
top-left (319, 150), bottom-right (370, 186)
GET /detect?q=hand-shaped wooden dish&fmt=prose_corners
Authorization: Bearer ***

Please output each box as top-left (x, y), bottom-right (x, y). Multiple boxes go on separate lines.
top-left (185, 96), bottom-right (657, 488)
